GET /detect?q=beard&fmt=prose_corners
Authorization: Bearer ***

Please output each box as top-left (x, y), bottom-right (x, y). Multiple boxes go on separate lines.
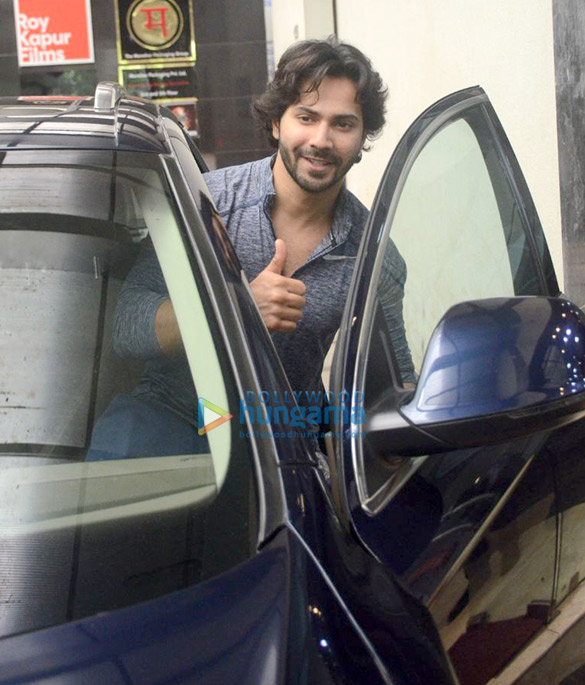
top-left (278, 143), bottom-right (358, 193)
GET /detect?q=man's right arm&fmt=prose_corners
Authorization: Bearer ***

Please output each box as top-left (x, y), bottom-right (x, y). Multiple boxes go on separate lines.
top-left (114, 237), bottom-right (305, 363)
top-left (378, 239), bottom-right (416, 385)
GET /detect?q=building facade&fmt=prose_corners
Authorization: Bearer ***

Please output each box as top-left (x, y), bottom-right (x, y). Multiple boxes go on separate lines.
top-left (0, 0), bottom-right (272, 168)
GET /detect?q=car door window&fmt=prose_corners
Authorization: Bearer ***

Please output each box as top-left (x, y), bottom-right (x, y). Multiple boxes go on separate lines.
top-left (338, 91), bottom-right (558, 517)
top-left (377, 109), bottom-right (546, 384)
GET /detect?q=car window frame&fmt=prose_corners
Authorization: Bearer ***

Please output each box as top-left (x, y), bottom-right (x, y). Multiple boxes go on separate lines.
top-left (159, 150), bottom-right (297, 545)
top-left (331, 86), bottom-right (562, 527)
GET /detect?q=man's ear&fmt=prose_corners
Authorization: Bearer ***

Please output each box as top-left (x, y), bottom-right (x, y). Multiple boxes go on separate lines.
top-left (271, 120), bottom-right (280, 141)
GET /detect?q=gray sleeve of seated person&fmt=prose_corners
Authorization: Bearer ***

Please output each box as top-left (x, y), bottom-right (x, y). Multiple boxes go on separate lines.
top-left (113, 242), bottom-right (169, 360)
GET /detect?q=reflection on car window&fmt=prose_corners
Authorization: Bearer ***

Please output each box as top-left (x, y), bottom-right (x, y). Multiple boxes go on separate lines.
top-left (0, 150), bottom-right (255, 638)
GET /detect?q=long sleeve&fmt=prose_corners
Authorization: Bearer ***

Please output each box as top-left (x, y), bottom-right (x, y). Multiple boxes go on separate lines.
top-left (378, 239), bottom-right (416, 385)
top-left (112, 242), bottom-right (168, 360)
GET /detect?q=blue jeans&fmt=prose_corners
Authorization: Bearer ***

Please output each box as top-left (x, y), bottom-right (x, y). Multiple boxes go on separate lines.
top-left (86, 394), bottom-right (209, 461)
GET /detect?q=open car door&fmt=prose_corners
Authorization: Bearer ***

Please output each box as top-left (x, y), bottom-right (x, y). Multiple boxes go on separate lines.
top-left (330, 86), bottom-right (585, 684)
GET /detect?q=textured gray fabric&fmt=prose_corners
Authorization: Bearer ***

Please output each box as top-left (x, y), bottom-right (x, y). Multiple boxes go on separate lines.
top-left (379, 242), bottom-right (416, 384)
top-left (204, 156), bottom-right (371, 401)
top-left (113, 155), bottom-right (414, 424)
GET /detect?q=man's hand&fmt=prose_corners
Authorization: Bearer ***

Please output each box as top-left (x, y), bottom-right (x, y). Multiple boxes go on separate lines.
top-left (250, 239), bottom-right (306, 332)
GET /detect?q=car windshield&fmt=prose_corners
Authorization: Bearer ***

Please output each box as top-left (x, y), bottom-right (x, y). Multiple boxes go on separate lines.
top-left (0, 149), bottom-right (255, 638)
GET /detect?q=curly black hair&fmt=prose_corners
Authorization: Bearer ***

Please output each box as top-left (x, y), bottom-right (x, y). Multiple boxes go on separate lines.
top-left (253, 37), bottom-right (387, 149)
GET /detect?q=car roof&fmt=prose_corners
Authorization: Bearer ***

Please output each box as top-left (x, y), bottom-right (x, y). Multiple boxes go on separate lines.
top-left (0, 83), bottom-right (171, 154)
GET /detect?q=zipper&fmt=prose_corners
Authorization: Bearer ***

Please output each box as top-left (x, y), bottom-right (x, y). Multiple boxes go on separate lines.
top-left (291, 230), bottom-right (341, 278)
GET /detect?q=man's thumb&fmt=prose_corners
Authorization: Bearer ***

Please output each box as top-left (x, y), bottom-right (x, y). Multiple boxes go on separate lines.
top-left (266, 238), bottom-right (287, 274)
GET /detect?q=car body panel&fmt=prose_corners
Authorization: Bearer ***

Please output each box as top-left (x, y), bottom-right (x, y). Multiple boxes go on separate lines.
top-left (0, 525), bottom-right (397, 685)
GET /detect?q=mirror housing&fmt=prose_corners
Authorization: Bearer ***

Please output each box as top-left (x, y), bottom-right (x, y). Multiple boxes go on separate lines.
top-left (366, 297), bottom-right (585, 456)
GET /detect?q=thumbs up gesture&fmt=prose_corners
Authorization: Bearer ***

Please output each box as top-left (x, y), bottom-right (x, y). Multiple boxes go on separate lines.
top-left (250, 239), bottom-right (306, 332)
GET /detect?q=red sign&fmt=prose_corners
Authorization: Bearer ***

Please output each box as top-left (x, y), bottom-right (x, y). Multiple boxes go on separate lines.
top-left (14, 0), bottom-right (94, 67)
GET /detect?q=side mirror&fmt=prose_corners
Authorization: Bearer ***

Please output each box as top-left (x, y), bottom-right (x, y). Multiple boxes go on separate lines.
top-left (366, 297), bottom-right (585, 456)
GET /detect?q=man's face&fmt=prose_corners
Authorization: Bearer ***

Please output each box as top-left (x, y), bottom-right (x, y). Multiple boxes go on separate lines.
top-left (272, 76), bottom-right (365, 194)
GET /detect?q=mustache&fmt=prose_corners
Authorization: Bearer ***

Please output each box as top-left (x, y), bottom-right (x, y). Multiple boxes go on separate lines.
top-left (296, 148), bottom-right (340, 164)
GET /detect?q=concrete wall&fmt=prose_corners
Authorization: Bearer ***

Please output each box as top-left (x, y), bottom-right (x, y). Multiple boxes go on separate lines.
top-left (271, 0), bottom-right (335, 64)
top-left (270, 0), bottom-right (564, 284)
top-left (339, 0), bottom-right (563, 283)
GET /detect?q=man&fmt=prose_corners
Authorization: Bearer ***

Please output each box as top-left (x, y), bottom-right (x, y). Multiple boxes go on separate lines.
top-left (198, 38), bottom-right (413, 401)
top-left (87, 38), bottom-right (413, 460)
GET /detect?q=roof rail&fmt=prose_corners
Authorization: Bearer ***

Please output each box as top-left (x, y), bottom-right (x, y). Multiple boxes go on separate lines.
top-left (94, 82), bottom-right (125, 112)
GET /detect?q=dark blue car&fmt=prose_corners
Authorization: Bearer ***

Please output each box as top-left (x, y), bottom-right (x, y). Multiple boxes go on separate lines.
top-left (0, 83), bottom-right (584, 684)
